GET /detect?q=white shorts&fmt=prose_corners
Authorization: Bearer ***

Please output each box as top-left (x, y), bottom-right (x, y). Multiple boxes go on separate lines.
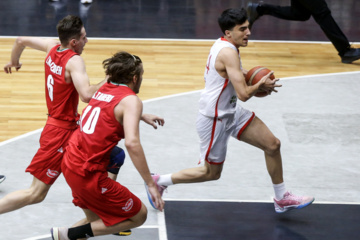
top-left (196, 106), bottom-right (255, 165)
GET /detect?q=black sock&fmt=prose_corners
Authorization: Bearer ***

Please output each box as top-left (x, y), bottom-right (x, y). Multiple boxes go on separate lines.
top-left (68, 223), bottom-right (94, 240)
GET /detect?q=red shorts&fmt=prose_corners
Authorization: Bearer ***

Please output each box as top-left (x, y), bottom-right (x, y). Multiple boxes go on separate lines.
top-left (62, 160), bottom-right (142, 226)
top-left (26, 123), bottom-right (76, 185)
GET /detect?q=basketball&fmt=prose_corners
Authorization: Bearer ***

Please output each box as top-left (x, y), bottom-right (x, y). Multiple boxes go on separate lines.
top-left (245, 66), bottom-right (275, 97)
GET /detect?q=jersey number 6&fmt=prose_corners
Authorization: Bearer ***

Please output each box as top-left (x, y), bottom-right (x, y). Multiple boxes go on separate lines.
top-left (47, 74), bottom-right (54, 101)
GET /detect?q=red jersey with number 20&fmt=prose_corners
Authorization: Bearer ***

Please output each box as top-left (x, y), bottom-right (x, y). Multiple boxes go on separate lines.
top-left (44, 44), bottom-right (79, 122)
top-left (64, 83), bottom-right (136, 176)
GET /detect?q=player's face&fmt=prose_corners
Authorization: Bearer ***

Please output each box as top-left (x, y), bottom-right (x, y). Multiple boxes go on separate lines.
top-left (73, 27), bottom-right (88, 54)
top-left (133, 64), bottom-right (144, 94)
top-left (226, 21), bottom-right (251, 48)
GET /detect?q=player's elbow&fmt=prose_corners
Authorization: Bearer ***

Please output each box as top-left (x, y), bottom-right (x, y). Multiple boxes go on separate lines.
top-left (15, 37), bottom-right (27, 47)
top-left (125, 139), bottom-right (141, 153)
top-left (79, 93), bottom-right (92, 103)
top-left (79, 86), bottom-right (99, 103)
top-left (80, 96), bottom-right (91, 103)
top-left (237, 93), bottom-right (250, 102)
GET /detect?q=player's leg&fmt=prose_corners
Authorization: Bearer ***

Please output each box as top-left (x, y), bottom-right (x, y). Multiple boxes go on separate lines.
top-left (145, 113), bottom-right (227, 209)
top-left (51, 203), bottom-right (147, 239)
top-left (247, 0), bottom-right (311, 28)
top-left (71, 198), bottom-right (133, 237)
top-left (68, 209), bottom-right (100, 240)
top-left (259, 0), bottom-right (311, 21)
top-left (239, 116), bottom-right (314, 213)
top-left (0, 124), bottom-right (71, 214)
top-left (72, 147), bottom-right (132, 236)
top-left (239, 116), bottom-right (283, 184)
top-left (107, 145), bottom-right (126, 181)
top-left (0, 176), bottom-right (50, 214)
top-left (169, 112), bottom-right (227, 184)
top-left (71, 208), bottom-right (100, 228)
top-left (171, 161), bottom-right (223, 184)
top-left (91, 203), bottom-right (147, 236)
top-left (151, 112), bottom-right (228, 186)
top-left (300, 0), bottom-right (353, 58)
top-left (145, 163), bottom-right (224, 210)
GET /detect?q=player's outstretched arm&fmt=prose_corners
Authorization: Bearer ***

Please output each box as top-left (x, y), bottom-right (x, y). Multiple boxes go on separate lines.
top-left (4, 37), bottom-right (59, 74)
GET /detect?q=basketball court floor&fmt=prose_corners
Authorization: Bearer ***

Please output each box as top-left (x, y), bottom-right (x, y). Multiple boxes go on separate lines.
top-left (1, 0), bottom-right (360, 239)
top-left (1, 72), bottom-right (360, 239)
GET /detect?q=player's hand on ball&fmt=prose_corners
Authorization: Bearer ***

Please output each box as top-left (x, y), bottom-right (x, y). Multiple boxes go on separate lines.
top-left (259, 71), bottom-right (281, 94)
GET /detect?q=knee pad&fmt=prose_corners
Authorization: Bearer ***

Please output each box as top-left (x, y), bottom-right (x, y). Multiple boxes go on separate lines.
top-left (107, 146), bottom-right (125, 174)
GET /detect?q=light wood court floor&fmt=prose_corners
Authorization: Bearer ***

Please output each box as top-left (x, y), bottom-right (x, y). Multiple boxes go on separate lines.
top-left (0, 37), bottom-right (359, 142)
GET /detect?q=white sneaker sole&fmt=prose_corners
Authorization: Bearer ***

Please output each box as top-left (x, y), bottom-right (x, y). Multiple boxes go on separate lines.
top-left (275, 198), bottom-right (315, 213)
top-left (51, 227), bottom-right (60, 240)
top-left (144, 182), bottom-right (158, 210)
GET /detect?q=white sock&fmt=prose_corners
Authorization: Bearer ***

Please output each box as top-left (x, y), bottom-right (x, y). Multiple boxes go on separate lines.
top-left (157, 174), bottom-right (173, 186)
top-left (273, 182), bottom-right (287, 200)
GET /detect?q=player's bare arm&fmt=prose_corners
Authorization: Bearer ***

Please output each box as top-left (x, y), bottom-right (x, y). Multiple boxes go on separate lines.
top-left (116, 95), bottom-right (164, 211)
top-left (4, 37), bottom-right (59, 74)
top-left (67, 55), bottom-right (106, 103)
top-left (218, 47), bottom-right (259, 101)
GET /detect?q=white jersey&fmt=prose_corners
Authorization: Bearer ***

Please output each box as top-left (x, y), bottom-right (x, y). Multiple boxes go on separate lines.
top-left (199, 37), bottom-right (242, 118)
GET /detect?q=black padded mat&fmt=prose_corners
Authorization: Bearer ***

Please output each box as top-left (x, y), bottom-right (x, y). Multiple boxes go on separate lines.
top-left (164, 201), bottom-right (360, 240)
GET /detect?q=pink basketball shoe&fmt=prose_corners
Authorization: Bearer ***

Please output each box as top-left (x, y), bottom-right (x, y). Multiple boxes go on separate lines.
top-left (274, 191), bottom-right (314, 213)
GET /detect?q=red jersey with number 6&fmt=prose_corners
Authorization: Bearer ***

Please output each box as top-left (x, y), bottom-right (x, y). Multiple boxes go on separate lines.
top-left (44, 44), bottom-right (79, 122)
top-left (64, 83), bottom-right (136, 176)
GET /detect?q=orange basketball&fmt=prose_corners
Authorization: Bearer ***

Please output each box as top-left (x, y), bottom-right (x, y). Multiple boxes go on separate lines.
top-left (245, 66), bottom-right (275, 97)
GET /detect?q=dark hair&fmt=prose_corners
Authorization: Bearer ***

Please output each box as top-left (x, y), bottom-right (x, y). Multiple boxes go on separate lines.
top-left (218, 8), bottom-right (248, 34)
top-left (56, 15), bottom-right (83, 46)
top-left (103, 51), bottom-right (143, 84)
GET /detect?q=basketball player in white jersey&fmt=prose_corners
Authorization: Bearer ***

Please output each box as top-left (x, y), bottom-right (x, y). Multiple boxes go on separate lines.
top-left (145, 8), bottom-right (314, 214)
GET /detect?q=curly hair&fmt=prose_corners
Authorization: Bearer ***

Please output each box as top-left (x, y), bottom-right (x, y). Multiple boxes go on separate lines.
top-left (103, 51), bottom-right (143, 84)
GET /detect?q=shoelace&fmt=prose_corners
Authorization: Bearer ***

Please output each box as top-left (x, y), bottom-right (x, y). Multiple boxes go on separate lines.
top-left (283, 192), bottom-right (302, 201)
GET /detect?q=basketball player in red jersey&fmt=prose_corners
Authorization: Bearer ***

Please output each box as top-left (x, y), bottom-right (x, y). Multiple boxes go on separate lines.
top-left (1, 15), bottom-right (129, 223)
top-left (51, 51), bottom-right (164, 240)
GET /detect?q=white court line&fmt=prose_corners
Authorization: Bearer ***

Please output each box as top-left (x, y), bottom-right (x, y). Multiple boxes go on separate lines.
top-left (22, 225), bottom-right (160, 240)
top-left (1, 70), bottom-right (359, 146)
top-left (158, 210), bottom-right (168, 240)
top-left (23, 234), bottom-right (50, 240)
top-left (143, 89), bottom-right (202, 103)
top-left (0, 36), bottom-right (359, 45)
top-left (0, 128), bottom-right (43, 147)
top-left (280, 70), bottom-right (360, 81)
top-left (163, 198), bottom-right (360, 205)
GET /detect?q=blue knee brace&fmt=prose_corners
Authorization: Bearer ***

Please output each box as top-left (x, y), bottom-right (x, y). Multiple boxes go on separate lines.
top-left (107, 146), bottom-right (125, 174)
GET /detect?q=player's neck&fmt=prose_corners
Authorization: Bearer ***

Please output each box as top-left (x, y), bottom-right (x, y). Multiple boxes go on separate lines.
top-left (222, 36), bottom-right (239, 49)
top-left (59, 44), bottom-right (76, 53)
top-left (110, 81), bottom-right (128, 87)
